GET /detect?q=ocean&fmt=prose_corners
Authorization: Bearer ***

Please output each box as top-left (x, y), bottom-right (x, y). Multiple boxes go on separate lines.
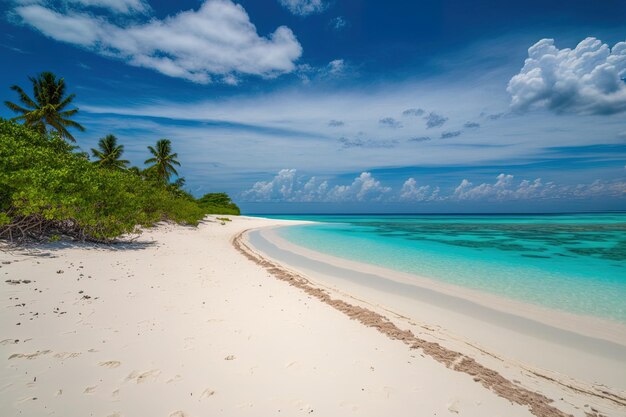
top-left (258, 213), bottom-right (626, 324)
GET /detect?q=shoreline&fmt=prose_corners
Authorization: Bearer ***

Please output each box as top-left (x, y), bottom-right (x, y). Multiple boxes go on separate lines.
top-left (243, 225), bottom-right (626, 403)
top-left (249, 226), bottom-right (626, 346)
top-left (1, 216), bottom-right (624, 417)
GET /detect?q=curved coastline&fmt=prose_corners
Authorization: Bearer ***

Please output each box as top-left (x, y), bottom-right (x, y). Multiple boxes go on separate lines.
top-left (244, 224), bottom-right (626, 393)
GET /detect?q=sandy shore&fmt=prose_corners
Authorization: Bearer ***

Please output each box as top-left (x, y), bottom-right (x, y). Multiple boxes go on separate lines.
top-left (0, 216), bottom-right (624, 417)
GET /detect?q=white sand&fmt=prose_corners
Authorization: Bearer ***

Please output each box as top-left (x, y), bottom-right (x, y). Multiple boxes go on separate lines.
top-left (0, 216), bottom-right (623, 417)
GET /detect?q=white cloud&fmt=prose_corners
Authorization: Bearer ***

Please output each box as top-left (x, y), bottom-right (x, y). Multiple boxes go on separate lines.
top-left (327, 59), bottom-right (345, 74)
top-left (331, 16), bottom-right (347, 31)
top-left (508, 37), bottom-right (626, 115)
top-left (400, 178), bottom-right (440, 201)
top-left (297, 58), bottom-right (346, 82)
top-left (243, 171), bottom-right (625, 203)
top-left (241, 169), bottom-right (330, 202)
top-left (65, 0), bottom-right (150, 14)
top-left (452, 174), bottom-right (625, 201)
top-left (278, 0), bottom-right (325, 16)
top-left (242, 170), bottom-right (390, 202)
top-left (326, 172), bottom-right (391, 202)
top-left (14, 0), bottom-right (302, 83)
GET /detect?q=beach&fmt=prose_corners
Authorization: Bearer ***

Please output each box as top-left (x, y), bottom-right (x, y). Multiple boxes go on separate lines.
top-left (1, 216), bottom-right (625, 417)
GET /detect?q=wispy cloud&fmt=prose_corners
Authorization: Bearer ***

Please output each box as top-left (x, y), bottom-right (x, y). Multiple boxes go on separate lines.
top-left (379, 117), bottom-right (402, 128)
top-left (440, 130), bottom-right (461, 139)
top-left (278, 0), bottom-right (326, 16)
top-left (330, 16), bottom-right (348, 31)
top-left (64, 0), bottom-right (151, 14)
top-left (338, 137), bottom-right (398, 149)
top-left (424, 112), bottom-right (448, 128)
top-left (408, 136), bottom-right (431, 142)
top-left (402, 108), bottom-right (425, 117)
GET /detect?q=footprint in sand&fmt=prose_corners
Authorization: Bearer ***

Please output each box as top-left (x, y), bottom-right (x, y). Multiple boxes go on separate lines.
top-left (169, 411), bottom-right (187, 417)
top-left (126, 369), bottom-right (161, 384)
top-left (83, 386), bottom-right (97, 394)
top-left (166, 374), bottom-right (183, 384)
top-left (0, 339), bottom-right (19, 345)
top-left (99, 360), bottom-right (121, 369)
top-left (200, 388), bottom-right (215, 399)
top-left (9, 350), bottom-right (51, 360)
top-left (54, 352), bottom-right (81, 359)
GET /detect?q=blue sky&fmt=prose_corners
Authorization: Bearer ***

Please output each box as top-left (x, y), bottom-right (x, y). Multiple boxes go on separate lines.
top-left (1, 0), bottom-right (625, 213)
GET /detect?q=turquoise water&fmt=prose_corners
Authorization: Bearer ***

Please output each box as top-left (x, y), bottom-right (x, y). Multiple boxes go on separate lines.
top-left (260, 214), bottom-right (626, 324)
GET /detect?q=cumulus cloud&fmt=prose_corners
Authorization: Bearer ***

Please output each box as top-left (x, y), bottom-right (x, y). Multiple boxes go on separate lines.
top-left (379, 117), bottom-right (402, 128)
top-left (326, 172), bottom-right (392, 202)
top-left (13, 0), bottom-right (303, 84)
top-left (464, 121), bottom-right (480, 128)
top-left (400, 178), bottom-right (440, 201)
top-left (242, 170), bottom-right (390, 202)
top-left (278, 0), bottom-right (325, 16)
top-left (440, 130), bottom-right (461, 139)
top-left (242, 171), bottom-right (625, 203)
top-left (402, 108), bottom-right (425, 117)
top-left (240, 169), bottom-right (330, 202)
top-left (452, 173), bottom-right (625, 201)
top-left (508, 37), bottom-right (626, 115)
top-left (424, 112), bottom-right (448, 128)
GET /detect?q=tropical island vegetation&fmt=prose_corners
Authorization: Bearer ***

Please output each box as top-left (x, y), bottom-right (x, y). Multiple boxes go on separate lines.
top-left (0, 72), bottom-right (239, 243)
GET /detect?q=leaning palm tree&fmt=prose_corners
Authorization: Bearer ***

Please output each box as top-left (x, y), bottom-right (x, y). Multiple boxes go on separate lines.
top-left (91, 134), bottom-right (129, 169)
top-left (4, 72), bottom-right (85, 142)
top-left (144, 139), bottom-right (181, 183)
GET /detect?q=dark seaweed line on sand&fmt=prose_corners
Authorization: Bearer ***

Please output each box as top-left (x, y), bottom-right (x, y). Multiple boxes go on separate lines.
top-left (232, 229), bottom-right (604, 417)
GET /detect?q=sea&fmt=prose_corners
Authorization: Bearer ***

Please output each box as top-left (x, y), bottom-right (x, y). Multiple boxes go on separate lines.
top-left (257, 213), bottom-right (626, 324)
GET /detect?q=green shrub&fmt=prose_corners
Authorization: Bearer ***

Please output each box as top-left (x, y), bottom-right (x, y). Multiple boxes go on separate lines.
top-left (196, 192), bottom-right (241, 215)
top-left (0, 120), bottom-right (206, 242)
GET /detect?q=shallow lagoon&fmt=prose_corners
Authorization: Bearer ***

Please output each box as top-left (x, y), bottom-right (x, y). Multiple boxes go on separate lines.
top-left (265, 213), bottom-right (626, 324)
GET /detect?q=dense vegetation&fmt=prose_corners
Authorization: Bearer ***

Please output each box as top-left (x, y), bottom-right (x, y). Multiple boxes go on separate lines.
top-left (0, 72), bottom-right (240, 243)
top-left (197, 193), bottom-right (241, 215)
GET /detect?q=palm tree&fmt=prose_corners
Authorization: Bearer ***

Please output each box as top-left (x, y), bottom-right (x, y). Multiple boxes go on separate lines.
top-left (4, 72), bottom-right (85, 142)
top-left (91, 134), bottom-right (130, 169)
top-left (144, 139), bottom-right (181, 183)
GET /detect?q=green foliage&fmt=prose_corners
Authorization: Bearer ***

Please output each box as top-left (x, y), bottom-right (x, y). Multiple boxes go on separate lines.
top-left (197, 193), bottom-right (241, 215)
top-left (91, 134), bottom-right (129, 169)
top-left (4, 72), bottom-right (85, 142)
top-left (0, 120), bottom-right (205, 242)
top-left (145, 138), bottom-right (180, 183)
